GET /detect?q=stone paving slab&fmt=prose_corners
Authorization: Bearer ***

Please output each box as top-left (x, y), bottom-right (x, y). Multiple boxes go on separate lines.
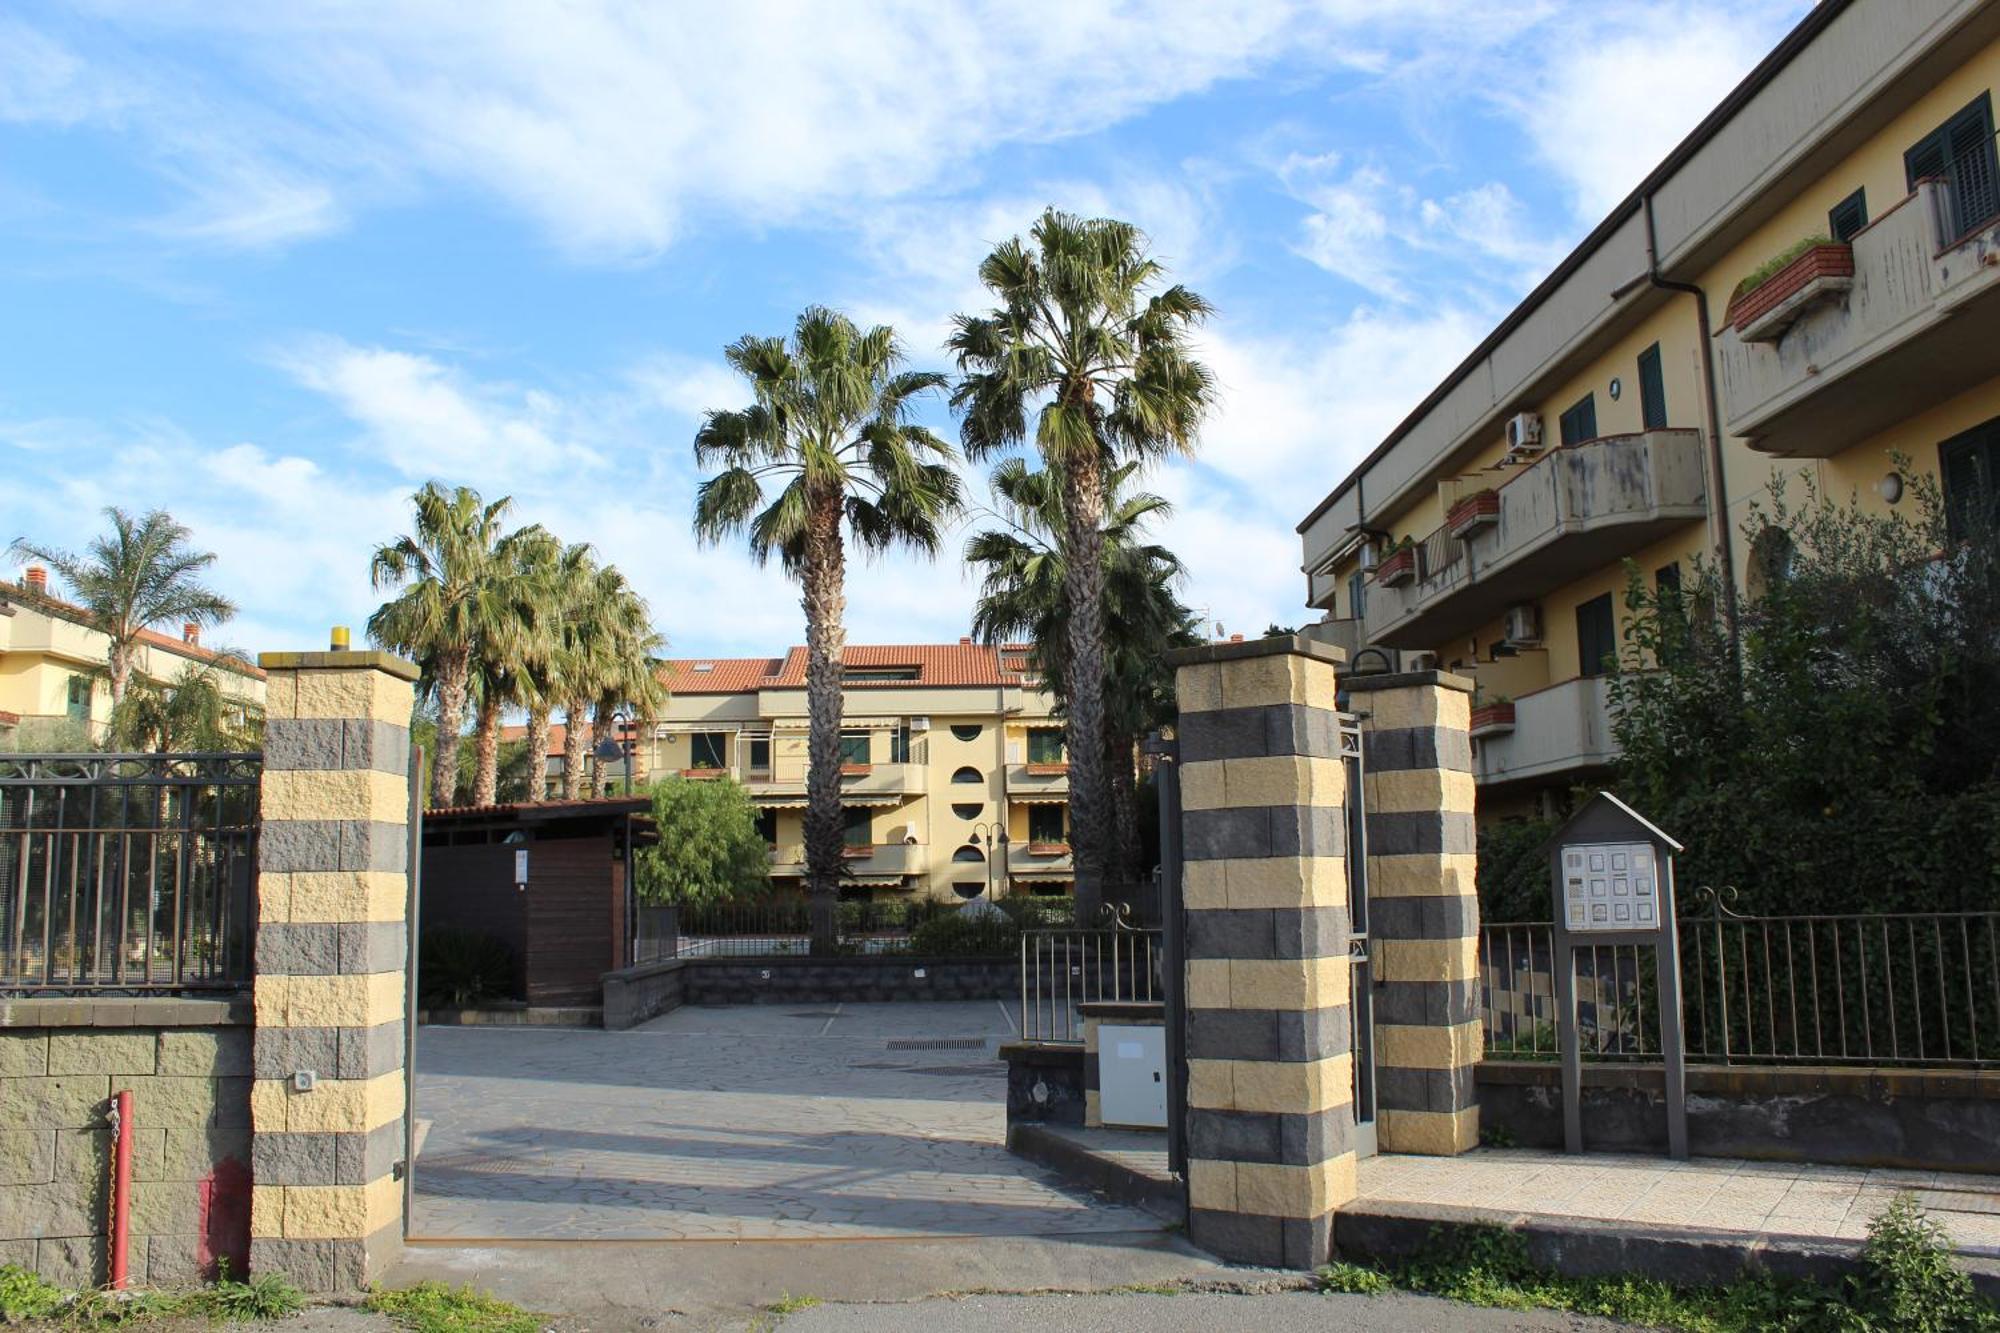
top-left (410, 1001), bottom-right (1163, 1241)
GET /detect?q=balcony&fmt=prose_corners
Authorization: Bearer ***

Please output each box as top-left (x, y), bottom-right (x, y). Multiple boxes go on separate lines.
top-left (1473, 676), bottom-right (1618, 789)
top-left (1006, 762), bottom-right (1070, 799)
top-left (745, 761), bottom-right (927, 802)
top-left (770, 841), bottom-right (926, 877)
top-left (1360, 429), bottom-right (1707, 650)
top-left (1717, 181), bottom-right (2000, 458)
top-left (1007, 842), bottom-right (1075, 880)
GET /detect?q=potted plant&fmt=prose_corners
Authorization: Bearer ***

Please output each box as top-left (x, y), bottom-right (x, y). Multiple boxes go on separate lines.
top-left (1447, 489), bottom-right (1500, 538)
top-left (1727, 235), bottom-right (1854, 343)
top-left (1470, 693), bottom-right (1516, 738)
top-left (1027, 841), bottom-right (1071, 856)
top-left (1374, 536), bottom-right (1418, 587)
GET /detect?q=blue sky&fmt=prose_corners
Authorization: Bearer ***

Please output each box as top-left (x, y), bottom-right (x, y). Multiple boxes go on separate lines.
top-left (1, 1), bottom-right (1806, 659)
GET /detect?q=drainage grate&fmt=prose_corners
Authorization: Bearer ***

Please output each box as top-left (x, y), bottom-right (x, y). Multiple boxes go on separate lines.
top-left (884, 1038), bottom-right (988, 1051)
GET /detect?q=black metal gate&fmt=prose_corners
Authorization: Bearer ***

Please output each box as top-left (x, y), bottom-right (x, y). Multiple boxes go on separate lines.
top-left (1341, 715), bottom-right (1377, 1158)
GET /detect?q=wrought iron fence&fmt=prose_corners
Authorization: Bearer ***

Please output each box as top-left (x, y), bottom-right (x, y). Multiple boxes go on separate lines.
top-left (1, 753), bottom-right (261, 993)
top-left (1480, 890), bottom-right (2000, 1069)
top-left (1019, 909), bottom-right (1163, 1042)
top-left (667, 898), bottom-right (958, 957)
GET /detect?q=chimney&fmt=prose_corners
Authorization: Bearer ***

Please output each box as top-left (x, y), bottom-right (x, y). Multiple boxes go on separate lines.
top-left (24, 566), bottom-right (47, 594)
top-left (959, 636), bottom-right (972, 645)
top-left (183, 623), bottom-right (200, 646)
top-left (1229, 634), bottom-right (1244, 643)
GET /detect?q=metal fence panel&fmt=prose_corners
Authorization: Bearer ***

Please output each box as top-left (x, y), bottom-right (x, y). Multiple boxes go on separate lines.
top-left (1018, 923), bottom-right (1162, 1042)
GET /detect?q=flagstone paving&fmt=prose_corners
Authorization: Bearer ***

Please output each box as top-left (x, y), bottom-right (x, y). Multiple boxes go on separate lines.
top-left (409, 1000), bottom-right (1165, 1241)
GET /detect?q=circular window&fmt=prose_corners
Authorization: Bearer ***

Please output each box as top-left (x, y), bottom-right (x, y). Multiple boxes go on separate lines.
top-left (952, 882), bottom-right (985, 900)
top-left (951, 766), bottom-right (983, 785)
top-left (953, 846), bottom-right (985, 864)
top-left (951, 802), bottom-right (984, 820)
top-left (1747, 524), bottom-right (1795, 600)
top-left (950, 724), bottom-right (982, 742)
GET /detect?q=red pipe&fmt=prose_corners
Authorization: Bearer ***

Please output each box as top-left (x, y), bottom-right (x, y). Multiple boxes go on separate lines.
top-left (110, 1090), bottom-right (133, 1290)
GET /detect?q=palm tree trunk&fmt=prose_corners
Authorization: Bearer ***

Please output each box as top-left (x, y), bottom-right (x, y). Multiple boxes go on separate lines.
top-left (800, 495), bottom-right (847, 956)
top-left (1060, 452), bottom-right (1111, 925)
top-left (590, 705), bottom-right (614, 797)
top-left (1106, 727), bottom-right (1143, 903)
top-left (561, 701), bottom-right (589, 800)
top-left (524, 707), bottom-right (552, 802)
top-left (472, 693), bottom-right (503, 808)
top-left (431, 656), bottom-right (470, 808)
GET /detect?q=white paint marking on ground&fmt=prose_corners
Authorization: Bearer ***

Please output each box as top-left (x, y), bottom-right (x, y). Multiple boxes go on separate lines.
top-left (820, 1003), bottom-right (843, 1037)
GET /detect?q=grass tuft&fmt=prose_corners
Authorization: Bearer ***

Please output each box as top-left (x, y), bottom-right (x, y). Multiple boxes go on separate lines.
top-left (0, 1263), bottom-right (304, 1326)
top-left (365, 1282), bottom-right (542, 1333)
top-left (764, 1293), bottom-right (822, 1314)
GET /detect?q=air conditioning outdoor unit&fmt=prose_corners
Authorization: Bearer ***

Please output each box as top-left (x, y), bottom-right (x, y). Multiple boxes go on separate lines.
top-left (1357, 539), bottom-right (1379, 571)
top-left (909, 715), bottom-right (930, 731)
top-left (1503, 603), bottom-right (1543, 647)
top-left (1503, 412), bottom-right (1544, 456)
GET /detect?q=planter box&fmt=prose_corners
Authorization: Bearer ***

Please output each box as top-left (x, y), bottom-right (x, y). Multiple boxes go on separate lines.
top-left (680, 768), bottom-right (725, 779)
top-left (1469, 702), bottom-right (1516, 738)
top-left (1447, 490), bottom-right (1500, 538)
top-left (841, 844), bottom-right (873, 859)
top-left (1375, 547), bottom-right (1417, 587)
top-left (840, 763), bottom-right (873, 776)
top-left (1728, 243), bottom-right (1854, 343)
top-left (1024, 762), bottom-right (1069, 777)
top-left (1026, 842), bottom-right (1071, 857)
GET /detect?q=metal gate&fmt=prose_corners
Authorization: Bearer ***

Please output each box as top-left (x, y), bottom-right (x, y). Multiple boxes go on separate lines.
top-left (1340, 715), bottom-right (1376, 1158)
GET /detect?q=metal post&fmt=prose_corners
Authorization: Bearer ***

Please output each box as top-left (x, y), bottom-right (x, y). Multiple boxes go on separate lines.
top-left (1659, 859), bottom-right (1689, 1159)
top-left (1146, 732), bottom-right (1187, 1181)
top-left (402, 745), bottom-right (423, 1237)
top-left (1557, 939), bottom-right (1583, 1155)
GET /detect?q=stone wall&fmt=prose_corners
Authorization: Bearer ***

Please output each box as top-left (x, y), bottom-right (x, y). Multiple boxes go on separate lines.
top-left (680, 956), bottom-right (1015, 1006)
top-left (0, 999), bottom-right (252, 1287)
top-left (1000, 1041), bottom-right (1087, 1127)
top-left (600, 959), bottom-right (688, 1031)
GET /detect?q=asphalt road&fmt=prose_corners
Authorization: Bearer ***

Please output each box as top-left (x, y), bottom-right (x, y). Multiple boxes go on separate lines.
top-left (777, 1291), bottom-right (1629, 1331)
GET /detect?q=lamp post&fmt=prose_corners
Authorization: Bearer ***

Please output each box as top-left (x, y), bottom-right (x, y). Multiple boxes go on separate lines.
top-left (969, 821), bottom-right (1010, 900)
top-left (594, 710), bottom-right (637, 966)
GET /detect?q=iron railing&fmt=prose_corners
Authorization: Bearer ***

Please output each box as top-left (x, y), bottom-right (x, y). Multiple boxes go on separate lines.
top-left (667, 898), bottom-right (958, 957)
top-left (1019, 907), bottom-right (1163, 1042)
top-left (1, 753), bottom-right (261, 993)
top-left (1480, 890), bottom-right (2000, 1068)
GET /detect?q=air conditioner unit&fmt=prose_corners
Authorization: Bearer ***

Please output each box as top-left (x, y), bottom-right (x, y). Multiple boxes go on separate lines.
top-left (1502, 603), bottom-right (1543, 647)
top-left (1504, 412), bottom-right (1544, 455)
top-left (909, 715), bottom-right (930, 731)
top-left (1357, 539), bottom-right (1379, 571)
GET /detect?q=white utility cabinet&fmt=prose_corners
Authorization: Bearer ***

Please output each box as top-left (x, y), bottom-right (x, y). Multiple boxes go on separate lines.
top-left (1098, 1023), bottom-right (1168, 1128)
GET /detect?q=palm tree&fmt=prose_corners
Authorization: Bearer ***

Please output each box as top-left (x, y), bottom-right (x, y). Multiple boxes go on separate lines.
top-left (519, 538), bottom-right (595, 802)
top-left (950, 209), bottom-right (1214, 918)
top-left (556, 560), bottom-right (661, 800)
top-left (368, 484), bottom-right (516, 808)
top-left (693, 306), bottom-right (962, 952)
top-left (11, 508), bottom-right (236, 722)
top-left (465, 524), bottom-right (556, 808)
top-left (966, 459), bottom-right (1200, 890)
top-left (108, 651), bottom-right (263, 753)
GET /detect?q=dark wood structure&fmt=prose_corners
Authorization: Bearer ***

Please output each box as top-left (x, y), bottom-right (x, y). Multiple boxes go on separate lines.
top-left (419, 797), bottom-right (656, 1007)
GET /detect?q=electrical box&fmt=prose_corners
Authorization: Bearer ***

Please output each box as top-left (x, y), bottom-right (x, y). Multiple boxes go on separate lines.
top-left (1098, 1024), bottom-right (1168, 1129)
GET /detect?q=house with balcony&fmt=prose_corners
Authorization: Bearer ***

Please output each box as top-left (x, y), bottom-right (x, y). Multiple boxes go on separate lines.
top-left (1298, 0), bottom-right (2000, 821)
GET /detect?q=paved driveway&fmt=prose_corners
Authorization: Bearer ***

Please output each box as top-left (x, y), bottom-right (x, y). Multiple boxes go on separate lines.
top-left (410, 1001), bottom-right (1165, 1241)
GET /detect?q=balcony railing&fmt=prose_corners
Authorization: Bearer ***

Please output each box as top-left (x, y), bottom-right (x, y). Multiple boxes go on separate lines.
top-left (1718, 177), bottom-right (2000, 458)
top-left (745, 761), bottom-right (928, 801)
top-left (1472, 676), bottom-right (1618, 789)
top-left (1361, 429), bottom-right (1707, 649)
top-left (1005, 762), bottom-right (1069, 798)
top-left (769, 840), bottom-right (925, 877)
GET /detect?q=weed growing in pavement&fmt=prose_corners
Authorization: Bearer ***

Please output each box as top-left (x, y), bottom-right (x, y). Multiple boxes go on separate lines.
top-left (365, 1281), bottom-right (542, 1333)
top-left (763, 1294), bottom-right (822, 1315)
top-left (0, 1263), bottom-right (304, 1326)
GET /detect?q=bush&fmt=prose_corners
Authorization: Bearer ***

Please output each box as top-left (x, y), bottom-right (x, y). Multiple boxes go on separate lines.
top-left (1845, 1193), bottom-right (1990, 1332)
top-left (1475, 815), bottom-right (1560, 921)
top-left (419, 928), bottom-right (517, 1008)
top-left (636, 776), bottom-right (771, 907)
top-left (0, 1265), bottom-right (67, 1322)
top-left (906, 896), bottom-right (1069, 957)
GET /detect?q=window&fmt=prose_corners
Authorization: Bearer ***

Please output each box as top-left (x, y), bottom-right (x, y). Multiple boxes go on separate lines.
top-left (843, 665), bottom-right (919, 683)
top-left (1828, 188), bottom-right (1868, 243)
top-left (839, 731), bottom-right (871, 766)
top-left (951, 766), bottom-right (984, 785)
top-left (1346, 570), bottom-right (1368, 620)
top-left (843, 807), bottom-right (872, 847)
top-left (1747, 525), bottom-right (1796, 600)
top-left (1907, 94), bottom-right (2000, 241)
top-left (1026, 729), bottom-right (1065, 765)
top-left (1028, 805), bottom-right (1067, 845)
top-left (952, 882), bottom-right (985, 900)
top-left (1655, 562), bottom-right (1681, 595)
top-left (65, 676), bottom-right (90, 723)
top-left (888, 726), bottom-right (910, 764)
top-left (1941, 416), bottom-right (2000, 541)
top-left (951, 802), bottom-right (984, 820)
top-left (1558, 393), bottom-right (1597, 447)
top-left (1636, 344), bottom-right (1667, 431)
top-left (950, 723), bottom-right (983, 742)
top-left (754, 809), bottom-right (778, 844)
top-left (746, 737), bottom-right (771, 772)
top-left (1576, 594), bottom-right (1616, 678)
top-left (687, 732), bottom-right (727, 770)
top-left (953, 845), bottom-right (986, 863)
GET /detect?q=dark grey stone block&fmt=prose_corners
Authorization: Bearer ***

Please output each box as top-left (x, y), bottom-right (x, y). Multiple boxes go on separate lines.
top-left (1369, 894), bottom-right (1477, 941)
top-left (1373, 978), bottom-right (1478, 1027)
top-left (1185, 806), bottom-right (1345, 862)
top-left (1375, 1065), bottom-right (1478, 1115)
top-left (260, 820), bottom-right (409, 874)
top-left (1189, 1207), bottom-right (1287, 1267)
top-left (1365, 810), bottom-right (1477, 856)
top-left (1187, 907), bottom-right (1348, 961)
top-left (265, 719), bottom-right (414, 775)
top-left (1282, 1212), bottom-right (1336, 1270)
top-left (1178, 704), bottom-right (1347, 763)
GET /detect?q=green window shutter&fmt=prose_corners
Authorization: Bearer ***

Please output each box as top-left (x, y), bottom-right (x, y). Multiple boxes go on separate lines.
top-left (1636, 344), bottom-right (1667, 431)
top-left (843, 806), bottom-right (871, 846)
top-left (839, 731), bottom-right (871, 765)
top-left (1028, 805), bottom-right (1066, 844)
top-left (1940, 417), bottom-right (2000, 542)
top-left (1908, 93), bottom-right (1999, 239)
top-left (1027, 729), bottom-right (1064, 764)
top-left (1559, 394), bottom-right (1597, 447)
top-left (1576, 593), bottom-right (1617, 678)
top-left (1828, 188), bottom-right (1868, 243)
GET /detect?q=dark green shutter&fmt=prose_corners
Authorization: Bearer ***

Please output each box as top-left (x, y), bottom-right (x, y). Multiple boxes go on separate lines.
top-left (1559, 394), bottom-right (1597, 447)
top-left (1576, 594), bottom-right (1616, 678)
top-left (1828, 189), bottom-right (1868, 243)
top-left (1907, 93), bottom-right (1998, 239)
top-left (1940, 417), bottom-right (2000, 542)
top-left (1637, 344), bottom-right (1667, 431)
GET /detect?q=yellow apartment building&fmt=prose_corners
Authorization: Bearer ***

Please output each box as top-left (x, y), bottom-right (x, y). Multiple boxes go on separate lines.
top-left (0, 566), bottom-right (266, 746)
top-left (621, 640), bottom-right (1071, 903)
top-left (1298, 0), bottom-right (2000, 820)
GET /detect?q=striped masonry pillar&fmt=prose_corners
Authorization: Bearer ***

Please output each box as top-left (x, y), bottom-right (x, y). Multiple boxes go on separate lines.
top-left (1345, 670), bottom-right (1480, 1156)
top-left (247, 644), bottom-right (417, 1291)
top-left (1170, 635), bottom-right (1354, 1270)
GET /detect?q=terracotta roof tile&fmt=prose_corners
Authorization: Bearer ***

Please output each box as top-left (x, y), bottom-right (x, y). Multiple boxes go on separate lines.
top-left (658, 656), bottom-right (785, 694)
top-left (658, 641), bottom-right (1034, 694)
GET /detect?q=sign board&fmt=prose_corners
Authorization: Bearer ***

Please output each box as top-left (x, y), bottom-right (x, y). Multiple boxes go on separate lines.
top-left (514, 849), bottom-right (529, 886)
top-left (1547, 792), bottom-right (1688, 1159)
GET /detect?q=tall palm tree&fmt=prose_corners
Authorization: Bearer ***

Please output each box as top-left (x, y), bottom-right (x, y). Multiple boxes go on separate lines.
top-left (966, 459), bottom-right (1200, 890)
top-left (693, 306), bottom-right (962, 952)
top-left (12, 508), bottom-right (236, 720)
top-left (368, 484), bottom-right (515, 808)
top-left (557, 561), bottom-right (660, 800)
top-left (465, 524), bottom-right (556, 808)
top-left (519, 538), bottom-right (595, 802)
top-left (950, 209), bottom-right (1214, 918)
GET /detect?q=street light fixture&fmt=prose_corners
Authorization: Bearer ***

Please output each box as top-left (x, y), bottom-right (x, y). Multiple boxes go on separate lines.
top-left (592, 707), bottom-right (634, 795)
top-left (968, 821), bottom-right (1010, 900)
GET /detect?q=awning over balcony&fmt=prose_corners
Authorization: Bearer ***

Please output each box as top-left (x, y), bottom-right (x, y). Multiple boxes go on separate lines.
top-left (1007, 792), bottom-right (1069, 804)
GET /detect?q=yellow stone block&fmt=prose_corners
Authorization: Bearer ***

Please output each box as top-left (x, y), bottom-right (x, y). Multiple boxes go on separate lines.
top-left (1187, 1059), bottom-right (1234, 1110)
top-left (1375, 1020), bottom-right (1483, 1071)
top-left (1226, 957), bottom-right (1350, 1012)
top-left (1233, 1154), bottom-right (1357, 1219)
top-left (1195, 1054), bottom-right (1353, 1115)
top-left (251, 1070), bottom-right (404, 1135)
top-left (251, 1184), bottom-right (285, 1240)
top-left (1082, 1021), bottom-right (1099, 1055)
top-left (277, 1175), bottom-right (403, 1239)
top-left (1359, 685), bottom-right (1470, 732)
top-left (1221, 756), bottom-right (1344, 808)
top-left (1364, 769), bottom-right (1476, 816)
top-left (1186, 960), bottom-right (1232, 1010)
top-left (272, 871), bottom-right (407, 925)
top-left (1221, 856), bottom-right (1347, 910)
top-left (1183, 860), bottom-right (1228, 909)
top-left (1216, 654), bottom-right (1302, 710)
top-left (1378, 1106), bottom-right (1480, 1157)
top-left (1176, 663), bottom-right (1222, 714)
top-left (1084, 1089), bottom-right (1102, 1128)
top-left (262, 769), bottom-right (410, 825)
top-left (1181, 761), bottom-right (1225, 812)
top-left (255, 972), bottom-right (403, 1029)
top-left (1377, 937), bottom-right (1478, 984)
top-left (1187, 1159), bottom-right (1237, 1211)
top-left (1368, 853), bottom-right (1478, 899)
top-left (262, 674), bottom-right (298, 718)
top-left (290, 669), bottom-right (415, 723)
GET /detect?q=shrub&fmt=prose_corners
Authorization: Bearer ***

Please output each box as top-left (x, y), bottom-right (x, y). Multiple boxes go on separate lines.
top-left (0, 1265), bottom-right (68, 1322)
top-left (636, 776), bottom-right (771, 906)
top-left (419, 928), bottom-right (517, 1008)
top-left (1844, 1192), bottom-right (1990, 1332)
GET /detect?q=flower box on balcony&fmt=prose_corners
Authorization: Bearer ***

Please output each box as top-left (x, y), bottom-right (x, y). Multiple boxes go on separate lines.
top-left (1374, 545), bottom-right (1417, 587)
top-left (1026, 842), bottom-right (1071, 857)
top-left (842, 844), bottom-right (873, 859)
top-left (840, 763), bottom-right (873, 777)
top-left (1447, 490), bottom-right (1499, 538)
top-left (680, 767), bottom-right (724, 779)
top-left (1727, 241), bottom-right (1853, 344)
top-left (1469, 701), bottom-right (1516, 739)
top-left (1024, 762), bottom-right (1069, 777)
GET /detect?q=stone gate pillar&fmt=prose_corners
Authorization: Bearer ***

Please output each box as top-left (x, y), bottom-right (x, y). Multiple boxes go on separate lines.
top-left (1170, 635), bottom-right (1353, 1270)
top-left (1344, 670), bottom-right (1480, 1157)
top-left (248, 642), bottom-right (417, 1291)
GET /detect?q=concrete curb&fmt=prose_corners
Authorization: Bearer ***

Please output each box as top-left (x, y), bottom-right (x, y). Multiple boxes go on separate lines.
top-left (1009, 1124), bottom-right (1186, 1223)
top-left (1332, 1198), bottom-right (2000, 1299)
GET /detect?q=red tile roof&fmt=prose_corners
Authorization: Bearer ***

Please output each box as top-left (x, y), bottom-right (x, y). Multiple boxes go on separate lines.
top-left (659, 641), bottom-right (1039, 694)
top-left (1, 580), bottom-right (266, 680)
top-left (657, 656), bottom-right (785, 695)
